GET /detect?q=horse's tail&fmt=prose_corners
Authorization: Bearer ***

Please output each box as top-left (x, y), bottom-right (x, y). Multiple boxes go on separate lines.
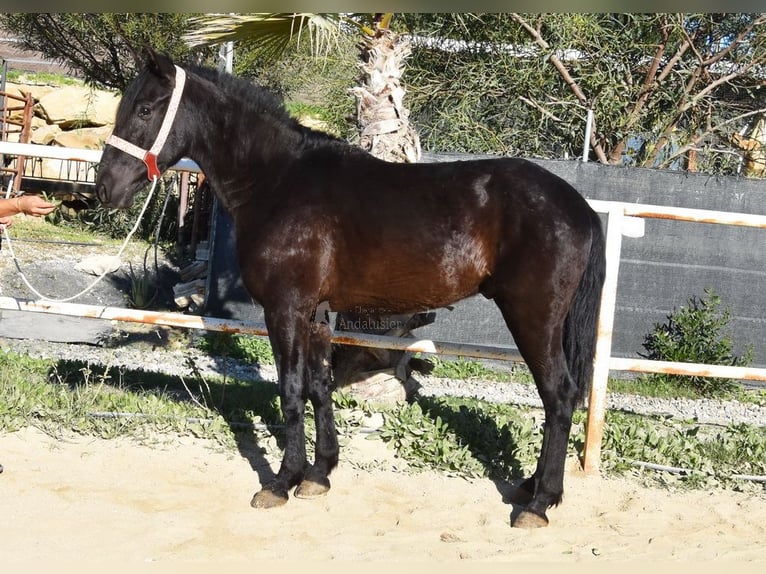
top-left (564, 210), bottom-right (606, 405)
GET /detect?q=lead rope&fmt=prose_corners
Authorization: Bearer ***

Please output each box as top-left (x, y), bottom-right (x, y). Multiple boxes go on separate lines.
top-left (1, 175), bottom-right (160, 303)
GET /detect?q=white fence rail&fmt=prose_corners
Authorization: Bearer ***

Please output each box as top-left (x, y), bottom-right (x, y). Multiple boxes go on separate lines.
top-left (2, 142), bottom-right (766, 473)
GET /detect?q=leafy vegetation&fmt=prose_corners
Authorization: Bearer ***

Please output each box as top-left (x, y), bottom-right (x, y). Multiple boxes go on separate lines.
top-left (245, 39), bottom-right (358, 141)
top-left (197, 332), bottom-right (275, 366)
top-left (0, 13), bottom-right (214, 90)
top-left (600, 411), bottom-right (766, 489)
top-left (3, 69), bottom-right (84, 87)
top-left (125, 262), bottom-right (158, 310)
top-left (1, 347), bottom-right (764, 494)
top-left (400, 13), bottom-right (766, 174)
top-left (379, 395), bottom-right (548, 479)
top-left (0, 349), bottom-right (277, 446)
top-left (640, 289), bottom-right (754, 398)
top-left (377, 396), bottom-right (766, 491)
top-left (46, 177), bottom-right (179, 244)
top-left (605, 376), bottom-right (763, 403)
top-left (8, 13), bottom-right (765, 173)
top-left (428, 355), bottom-right (515, 382)
top-left (3, 214), bottom-right (113, 246)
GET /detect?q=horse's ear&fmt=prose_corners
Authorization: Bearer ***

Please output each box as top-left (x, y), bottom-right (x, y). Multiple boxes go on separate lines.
top-left (144, 46), bottom-right (176, 81)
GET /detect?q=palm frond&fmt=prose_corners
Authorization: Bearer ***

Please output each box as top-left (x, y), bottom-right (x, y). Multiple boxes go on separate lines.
top-left (183, 13), bottom-right (346, 59)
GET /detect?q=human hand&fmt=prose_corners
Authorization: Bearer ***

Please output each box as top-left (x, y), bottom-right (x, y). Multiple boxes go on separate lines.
top-left (0, 215), bottom-right (12, 228)
top-left (17, 194), bottom-right (58, 216)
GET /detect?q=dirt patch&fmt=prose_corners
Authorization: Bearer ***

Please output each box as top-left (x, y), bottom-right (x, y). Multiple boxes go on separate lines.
top-left (0, 216), bottom-right (180, 344)
top-left (1, 426), bottom-right (765, 562)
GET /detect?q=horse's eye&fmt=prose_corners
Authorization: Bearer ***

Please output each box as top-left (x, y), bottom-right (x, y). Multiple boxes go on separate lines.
top-left (138, 106), bottom-right (151, 119)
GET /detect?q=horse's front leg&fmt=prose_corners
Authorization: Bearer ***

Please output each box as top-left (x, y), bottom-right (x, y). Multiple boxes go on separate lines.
top-left (295, 322), bottom-right (339, 499)
top-left (251, 308), bottom-right (312, 509)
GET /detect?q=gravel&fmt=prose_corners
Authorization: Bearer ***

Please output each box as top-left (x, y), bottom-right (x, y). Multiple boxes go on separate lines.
top-left (418, 375), bottom-right (766, 427)
top-left (2, 331), bottom-right (764, 429)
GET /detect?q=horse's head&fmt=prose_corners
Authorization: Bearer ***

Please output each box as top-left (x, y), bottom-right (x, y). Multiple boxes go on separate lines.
top-left (95, 48), bottom-right (186, 208)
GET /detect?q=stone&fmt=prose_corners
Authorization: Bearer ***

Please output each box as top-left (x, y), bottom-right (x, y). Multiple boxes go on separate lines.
top-left (53, 125), bottom-right (112, 149)
top-left (29, 123), bottom-right (61, 145)
top-left (36, 84), bottom-right (118, 128)
top-left (344, 368), bottom-right (407, 404)
top-left (74, 255), bottom-right (122, 276)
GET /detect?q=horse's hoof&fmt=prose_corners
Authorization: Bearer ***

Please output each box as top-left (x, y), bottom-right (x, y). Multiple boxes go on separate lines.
top-left (250, 488), bottom-right (289, 509)
top-left (512, 510), bottom-right (549, 529)
top-left (294, 478), bottom-right (330, 499)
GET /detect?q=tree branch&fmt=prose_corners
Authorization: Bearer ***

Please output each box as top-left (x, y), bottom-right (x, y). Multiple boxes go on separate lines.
top-left (700, 14), bottom-right (766, 68)
top-left (511, 13), bottom-right (609, 163)
top-left (609, 16), bottom-right (672, 163)
top-left (518, 96), bottom-right (564, 122)
top-left (659, 107), bottom-right (766, 169)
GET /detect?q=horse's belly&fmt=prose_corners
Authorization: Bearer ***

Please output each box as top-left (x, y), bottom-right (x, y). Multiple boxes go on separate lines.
top-left (330, 261), bottom-right (487, 314)
top-left (336, 230), bottom-right (493, 311)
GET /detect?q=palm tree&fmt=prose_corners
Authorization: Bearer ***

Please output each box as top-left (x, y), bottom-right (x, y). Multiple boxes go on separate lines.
top-left (185, 13), bottom-right (428, 394)
top-left (184, 13), bottom-right (420, 162)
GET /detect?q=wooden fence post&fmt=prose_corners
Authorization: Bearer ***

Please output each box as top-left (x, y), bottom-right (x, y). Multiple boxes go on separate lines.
top-left (582, 205), bottom-right (625, 473)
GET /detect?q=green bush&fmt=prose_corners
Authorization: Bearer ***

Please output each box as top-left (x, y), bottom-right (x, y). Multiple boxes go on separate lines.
top-left (51, 177), bottom-right (178, 243)
top-left (640, 288), bottom-right (753, 397)
top-left (197, 332), bottom-right (275, 366)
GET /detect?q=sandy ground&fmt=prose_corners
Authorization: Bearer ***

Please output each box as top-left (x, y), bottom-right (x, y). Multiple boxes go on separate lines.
top-left (1, 426), bottom-right (765, 564)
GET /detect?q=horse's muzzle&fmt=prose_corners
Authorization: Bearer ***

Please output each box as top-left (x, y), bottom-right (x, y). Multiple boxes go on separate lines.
top-left (95, 182), bottom-right (109, 205)
top-left (94, 182), bottom-right (131, 208)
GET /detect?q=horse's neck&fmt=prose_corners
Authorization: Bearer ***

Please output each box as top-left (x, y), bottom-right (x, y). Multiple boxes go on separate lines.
top-left (184, 87), bottom-right (303, 215)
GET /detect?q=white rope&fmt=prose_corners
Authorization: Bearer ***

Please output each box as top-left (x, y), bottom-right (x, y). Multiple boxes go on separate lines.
top-left (1, 175), bottom-right (160, 302)
top-left (3, 65), bottom-right (184, 303)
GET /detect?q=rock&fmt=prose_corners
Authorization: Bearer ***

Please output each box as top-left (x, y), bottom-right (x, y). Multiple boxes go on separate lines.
top-left (4, 81), bottom-right (55, 105)
top-left (53, 125), bottom-right (112, 149)
top-left (74, 255), bottom-right (122, 276)
top-left (344, 368), bottom-right (408, 404)
top-left (360, 412), bottom-right (385, 429)
top-left (29, 123), bottom-right (61, 145)
top-left (36, 85), bottom-right (118, 128)
top-left (4, 78), bottom-right (118, 187)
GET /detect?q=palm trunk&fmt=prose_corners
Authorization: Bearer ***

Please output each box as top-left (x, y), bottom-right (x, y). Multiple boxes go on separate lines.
top-left (351, 27), bottom-right (421, 163)
top-left (333, 27), bottom-right (430, 400)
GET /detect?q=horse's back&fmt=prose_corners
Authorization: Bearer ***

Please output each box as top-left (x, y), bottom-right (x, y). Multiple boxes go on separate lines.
top-left (330, 154), bottom-right (597, 255)
top-left (331, 154), bottom-right (592, 223)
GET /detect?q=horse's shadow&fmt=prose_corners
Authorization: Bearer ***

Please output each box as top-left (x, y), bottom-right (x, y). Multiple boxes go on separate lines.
top-left (226, 420), bottom-right (279, 487)
top-left (49, 356), bottom-right (538, 514)
top-left (49, 357), bottom-right (283, 492)
top-left (406, 392), bottom-right (539, 516)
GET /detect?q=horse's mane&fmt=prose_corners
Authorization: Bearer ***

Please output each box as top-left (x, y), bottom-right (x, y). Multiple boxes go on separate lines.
top-left (188, 64), bottom-right (347, 151)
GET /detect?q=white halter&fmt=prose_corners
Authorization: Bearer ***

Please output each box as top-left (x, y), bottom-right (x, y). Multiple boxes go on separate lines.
top-left (106, 65), bottom-right (186, 181)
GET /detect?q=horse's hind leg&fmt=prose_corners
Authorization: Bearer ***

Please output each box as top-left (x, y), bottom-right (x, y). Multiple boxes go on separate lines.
top-left (295, 322), bottom-right (339, 499)
top-left (495, 297), bottom-right (579, 529)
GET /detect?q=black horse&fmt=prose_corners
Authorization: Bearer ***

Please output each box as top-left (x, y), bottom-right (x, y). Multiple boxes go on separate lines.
top-left (95, 49), bottom-right (606, 528)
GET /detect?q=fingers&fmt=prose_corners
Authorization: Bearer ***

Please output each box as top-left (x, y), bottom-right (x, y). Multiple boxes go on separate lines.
top-left (18, 195), bottom-right (58, 217)
top-left (31, 205), bottom-right (57, 216)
